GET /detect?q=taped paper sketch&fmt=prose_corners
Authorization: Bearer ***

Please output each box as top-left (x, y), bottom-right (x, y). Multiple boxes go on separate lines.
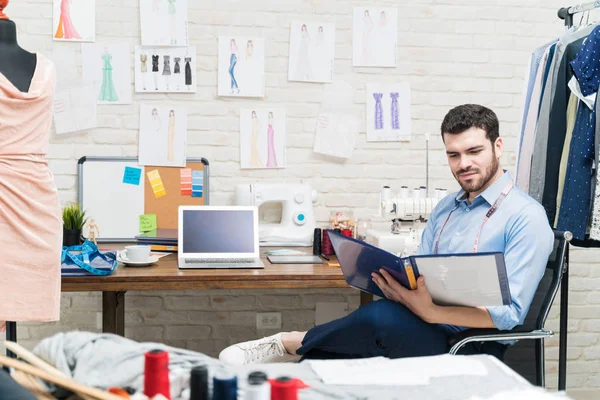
top-left (139, 104), bottom-right (187, 167)
top-left (353, 7), bottom-right (397, 67)
top-left (366, 83), bottom-right (411, 142)
top-left (140, 0), bottom-right (189, 46)
top-left (288, 21), bottom-right (335, 83)
top-left (81, 43), bottom-right (132, 105)
top-left (135, 46), bottom-right (196, 93)
top-left (218, 37), bottom-right (265, 98)
top-left (240, 109), bottom-right (286, 169)
top-left (53, 0), bottom-right (95, 42)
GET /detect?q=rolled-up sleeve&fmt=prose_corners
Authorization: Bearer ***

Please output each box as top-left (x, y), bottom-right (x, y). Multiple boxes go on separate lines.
top-left (486, 203), bottom-right (554, 331)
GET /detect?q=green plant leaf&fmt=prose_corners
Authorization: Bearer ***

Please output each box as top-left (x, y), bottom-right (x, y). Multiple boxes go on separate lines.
top-left (62, 203), bottom-right (88, 230)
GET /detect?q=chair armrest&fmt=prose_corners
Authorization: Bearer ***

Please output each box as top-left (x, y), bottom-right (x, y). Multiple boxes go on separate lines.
top-left (448, 328), bottom-right (553, 355)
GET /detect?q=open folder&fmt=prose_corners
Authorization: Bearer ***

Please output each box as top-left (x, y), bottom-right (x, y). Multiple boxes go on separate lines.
top-left (327, 230), bottom-right (511, 307)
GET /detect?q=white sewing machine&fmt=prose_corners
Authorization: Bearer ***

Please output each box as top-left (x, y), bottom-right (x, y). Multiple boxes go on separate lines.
top-left (365, 187), bottom-right (448, 256)
top-left (234, 183), bottom-right (318, 246)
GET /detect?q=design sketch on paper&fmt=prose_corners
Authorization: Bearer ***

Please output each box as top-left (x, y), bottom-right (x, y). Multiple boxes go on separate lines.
top-left (218, 37), bottom-right (265, 98)
top-left (140, 0), bottom-right (189, 46)
top-left (288, 22), bottom-right (335, 83)
top-left (352, 7), bottom-right (397, 67)
top-left (135, 46), bottom-right (196, 93)
top-left (240, 109), bottom-right (286, 169)
top-left (139, 104), bottom-right (187, 167)
top-left (366, 83), bottom-right (411, 142)
top-left (53, 0), bottom-right (95, 42)
top-left (81, 43), bottom-right (132, 105)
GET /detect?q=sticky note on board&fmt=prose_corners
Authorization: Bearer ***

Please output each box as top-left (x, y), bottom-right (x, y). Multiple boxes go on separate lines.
top-left (180, 168), bottom-right (192, 196)
top-left (147, 169), bottom-right (166, 198)
top-left (123, 166), bottom-right (142, 185)
top-left (192, 170), bottom-right (203, 198)
top-left (139, 214), bottom-right (157, 232)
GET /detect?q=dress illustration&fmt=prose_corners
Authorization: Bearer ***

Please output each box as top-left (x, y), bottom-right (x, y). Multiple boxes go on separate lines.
top-left (373, 93), bottom-right (383, 129)
top-left (140, 54), bottom-right (148, 90)
top-left (98, 52), bottom-right (119, 102)
top-left (229, 40), bottom-right (239, 94)
top-left (266, 114), bottom-right (277, 168)
top-left (151, 108), bottom-right (161, 132)
top-left (168, 111), bottom-right (175, 162)
top-left (296, 26), bottom-right (312, 80)
top-left (0, 53), bottom-right (62, 324)
top-left (174, 57), bottom-right (181, 74)
top-left (184, 57), bottom-right (192, 86)
top-left (162, 56), bottom-right (171, 75)
top-left (152, 54), bottom-right (159, 90)
top-left (250, 113), bottom-right (262, 167)
top-left (390, 92), bottom-right (399, 130)
top-left (168, 0), bottom-right (177, 44)
top-left (362, 11), bottom-right (374, 64)
top-left (54, 0), bottom-right (81, 40)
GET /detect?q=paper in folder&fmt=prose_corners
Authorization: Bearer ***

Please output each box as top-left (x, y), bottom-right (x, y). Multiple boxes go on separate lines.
top-left (327, 230), bottom-right (511, 307)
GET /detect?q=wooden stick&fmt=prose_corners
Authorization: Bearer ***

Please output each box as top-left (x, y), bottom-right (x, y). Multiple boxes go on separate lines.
top-left (0, 354), bottom-right (123, 400)
top-left (3, 341), bottom-right (95, 400)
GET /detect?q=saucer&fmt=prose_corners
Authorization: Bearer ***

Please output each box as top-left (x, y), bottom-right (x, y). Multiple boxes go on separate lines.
top-left (117, 255), bottom-right (159, 267)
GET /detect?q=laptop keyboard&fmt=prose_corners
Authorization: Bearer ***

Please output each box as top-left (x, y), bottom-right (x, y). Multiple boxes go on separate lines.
top-left (184, 257), bottom-right (256, 264)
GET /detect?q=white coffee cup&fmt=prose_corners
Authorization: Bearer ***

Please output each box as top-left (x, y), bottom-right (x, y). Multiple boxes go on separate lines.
top-left (121, 245), bottom-right (151, 262)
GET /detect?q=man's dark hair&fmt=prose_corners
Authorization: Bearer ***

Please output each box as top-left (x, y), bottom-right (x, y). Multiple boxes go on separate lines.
top-left (440, 104), bottom-right (499, 144)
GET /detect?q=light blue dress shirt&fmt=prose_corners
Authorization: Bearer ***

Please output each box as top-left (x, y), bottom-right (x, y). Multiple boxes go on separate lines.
top-left (417, 170), bottom-right (554, 331)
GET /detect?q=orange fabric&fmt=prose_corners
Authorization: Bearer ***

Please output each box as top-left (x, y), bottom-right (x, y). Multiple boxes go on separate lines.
top-left (0, 53), bottom-right (62, 323)
top-left (54, 15), bottom-right (63, 38)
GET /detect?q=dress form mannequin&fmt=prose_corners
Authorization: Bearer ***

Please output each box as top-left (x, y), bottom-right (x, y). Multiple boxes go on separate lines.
top-left (0, 1), bottom-right (37, 93)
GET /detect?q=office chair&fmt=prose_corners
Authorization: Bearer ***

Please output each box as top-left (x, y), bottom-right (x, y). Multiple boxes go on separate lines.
top-left (447, 230), bottom-right (572, 388)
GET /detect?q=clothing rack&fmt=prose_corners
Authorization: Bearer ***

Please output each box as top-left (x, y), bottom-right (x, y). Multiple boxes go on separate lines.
top-left (558, 1), bottom-right (600, 26)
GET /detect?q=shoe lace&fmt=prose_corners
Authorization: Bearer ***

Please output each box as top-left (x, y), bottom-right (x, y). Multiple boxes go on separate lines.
top-left (242, 336), bottom-right (285, 362)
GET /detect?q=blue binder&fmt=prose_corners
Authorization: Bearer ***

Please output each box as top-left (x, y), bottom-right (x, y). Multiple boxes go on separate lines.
top-left (327, 230), bottom-right (511, 307)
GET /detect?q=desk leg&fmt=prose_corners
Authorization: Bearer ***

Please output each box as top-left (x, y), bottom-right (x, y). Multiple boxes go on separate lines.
top-left (360, 292), bottom-right (373, 306)
top-left (5, 322), bottom-right (16, 358)
top-left (102, 291), bottom-right (126, 336)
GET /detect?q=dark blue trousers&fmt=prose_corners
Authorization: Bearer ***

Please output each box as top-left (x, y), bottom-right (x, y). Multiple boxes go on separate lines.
top-left (297, 299), bottom-right (495, 360)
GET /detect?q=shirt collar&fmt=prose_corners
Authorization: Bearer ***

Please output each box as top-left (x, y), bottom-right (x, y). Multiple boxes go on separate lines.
top-left (455, 170), bottom-right (512, 206)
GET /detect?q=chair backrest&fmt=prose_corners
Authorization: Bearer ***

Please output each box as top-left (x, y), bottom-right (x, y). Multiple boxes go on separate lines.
top-left (528, 230), bottom-right (571, 331)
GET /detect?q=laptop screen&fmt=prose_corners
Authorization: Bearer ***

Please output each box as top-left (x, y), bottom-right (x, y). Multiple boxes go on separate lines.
top-left (182, 209), bottom-right (255, 253)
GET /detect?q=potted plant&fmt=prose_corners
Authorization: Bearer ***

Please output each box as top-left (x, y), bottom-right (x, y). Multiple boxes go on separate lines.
top-left (62, 203), bottom-right (87, 247)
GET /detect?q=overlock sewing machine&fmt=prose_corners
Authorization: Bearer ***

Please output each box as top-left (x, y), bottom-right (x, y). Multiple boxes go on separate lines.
top-left (234, 183), bottom-right (318, 246)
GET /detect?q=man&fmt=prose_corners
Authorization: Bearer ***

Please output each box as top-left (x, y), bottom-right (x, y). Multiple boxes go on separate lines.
top-left (219, 104), bottom-right (554, 365)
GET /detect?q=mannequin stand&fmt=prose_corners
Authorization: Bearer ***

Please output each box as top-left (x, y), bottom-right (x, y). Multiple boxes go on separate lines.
top-left (5, 322), bottom-right (15, 358)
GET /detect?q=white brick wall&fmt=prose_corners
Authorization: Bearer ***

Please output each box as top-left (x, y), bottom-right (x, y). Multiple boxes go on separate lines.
top-left (6, 0), bottom-right (600, 397)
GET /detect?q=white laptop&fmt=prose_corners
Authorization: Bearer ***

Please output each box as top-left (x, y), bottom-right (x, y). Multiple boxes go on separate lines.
top-left (178, 205), bottom-right (265, 269)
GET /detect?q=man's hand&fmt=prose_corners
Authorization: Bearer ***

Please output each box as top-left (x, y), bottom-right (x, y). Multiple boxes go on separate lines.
top-left (372, 269), bottom-right (438, 323)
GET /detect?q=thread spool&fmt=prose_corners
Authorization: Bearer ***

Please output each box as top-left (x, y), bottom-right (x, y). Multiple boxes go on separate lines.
top-left (244, 371), bottom-right (270, 400)
top-left (313, 228), bottom-right (321, 256)
top-left (340, 229), bottom-right (352, 237)
top-left (190, 365), bottom-right (209, 400)
top-left (144, 349), bottom-right (171, 400)
top-left (321, 230), bottom-right (333, 255)
top-left (270, 376), bottom-right (298, 400)
top-left (213, 372), bottom-right (237, 400)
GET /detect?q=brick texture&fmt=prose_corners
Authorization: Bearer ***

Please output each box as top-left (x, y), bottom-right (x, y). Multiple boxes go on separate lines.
top-left (6, 0), bottom-right (599, 397)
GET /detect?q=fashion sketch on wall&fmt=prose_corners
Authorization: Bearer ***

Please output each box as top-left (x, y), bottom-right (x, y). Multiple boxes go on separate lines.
top-left (81, 43), bottom-right (132, 105)
top-left (366, 83), bottom-right (411, 142)
top-left (288, 21), bottom-right (335, 83)
top-left (53, 0), bottom-right (95, 42)
top-left (218, 37), bottom-right (265, 98)
top-left (138, 104), bottom-right (187, 167)
top-left (352, 7), bottom-right (397, 67)
top-left (134, 46), bottom-right (196, 93)
top-left (240, 109), bottom-right (286, 169)
top-left (140, 0), bottom-right (189, 46)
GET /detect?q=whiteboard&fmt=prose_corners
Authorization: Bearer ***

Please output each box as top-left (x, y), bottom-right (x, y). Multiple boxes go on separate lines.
top-left (78, 156), bottom-right (210, 242)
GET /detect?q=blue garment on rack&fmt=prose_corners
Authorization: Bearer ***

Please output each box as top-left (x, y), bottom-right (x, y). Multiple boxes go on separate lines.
top-left (556, 26), bottom-right (600, 240)
top-left (539, 43), bottom-right (556, 117)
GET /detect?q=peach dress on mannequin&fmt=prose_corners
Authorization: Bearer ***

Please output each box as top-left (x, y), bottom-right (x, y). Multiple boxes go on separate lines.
top-left (0, 53), bottom-right (62, 330)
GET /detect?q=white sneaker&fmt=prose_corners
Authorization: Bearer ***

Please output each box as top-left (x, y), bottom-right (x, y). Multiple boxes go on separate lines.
top-left (218, 333), bottom-right (300, 366)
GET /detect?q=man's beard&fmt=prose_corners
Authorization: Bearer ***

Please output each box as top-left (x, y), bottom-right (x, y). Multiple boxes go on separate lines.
top-left (453, 153), bottom-right (499, 195)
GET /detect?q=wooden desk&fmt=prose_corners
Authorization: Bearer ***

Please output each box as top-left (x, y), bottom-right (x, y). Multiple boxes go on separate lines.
top-left (61, 248), bottom-right (373, 335)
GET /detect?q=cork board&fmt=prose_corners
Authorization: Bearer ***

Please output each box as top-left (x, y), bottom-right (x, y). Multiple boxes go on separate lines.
top-left (78, 156), bottom-right (210, 242)
top-left (144, 161), bottom-right (208, 229)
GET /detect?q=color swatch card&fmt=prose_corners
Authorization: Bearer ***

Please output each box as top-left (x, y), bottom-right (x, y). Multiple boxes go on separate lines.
top-left (180, 168), bottom-right (192, 196)
top-left (147, 169), bottom-right (166, 198)
top-left (192, 170), bottom-right (203, 198)
top-left (123, 166), bottom-right (142, 185)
